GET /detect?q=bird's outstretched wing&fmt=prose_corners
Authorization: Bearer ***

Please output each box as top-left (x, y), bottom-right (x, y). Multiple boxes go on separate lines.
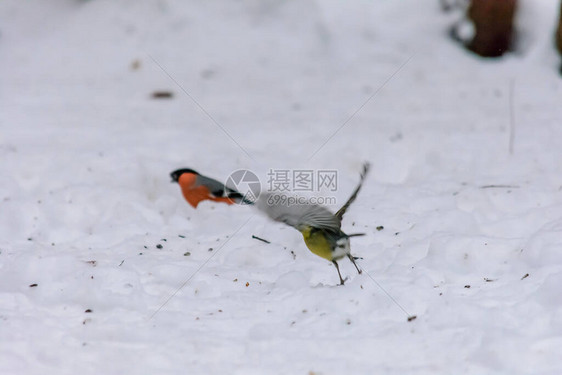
top-left (256, 193), bottom-right (341, 232)
top-left (335, 162), bottom-right (370, 221)
top-left (257, 163), bottom-right (370, 231)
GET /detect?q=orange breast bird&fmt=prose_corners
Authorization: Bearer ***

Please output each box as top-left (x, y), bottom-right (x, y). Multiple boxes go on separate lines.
top-left (170, 168), bottom-right (248, 208)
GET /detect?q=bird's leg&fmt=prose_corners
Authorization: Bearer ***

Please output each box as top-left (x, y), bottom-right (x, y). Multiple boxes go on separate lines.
top-left (347, 254), bottom-right (362, 274)
top-left (332, 260), bottom-right (345, 285)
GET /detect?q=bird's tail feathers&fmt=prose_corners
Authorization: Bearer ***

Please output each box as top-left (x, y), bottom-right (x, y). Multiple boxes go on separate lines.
top-left (227, 191), bottom-right (255, 205)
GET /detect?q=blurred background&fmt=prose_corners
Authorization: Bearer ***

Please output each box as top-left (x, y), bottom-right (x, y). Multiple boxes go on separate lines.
top-left (2, 1), bottom-right (561, 182)
top-left (2, 1), bottom-right (562, 374)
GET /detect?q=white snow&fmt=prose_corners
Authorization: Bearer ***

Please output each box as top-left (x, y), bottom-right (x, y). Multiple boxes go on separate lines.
top-left (1, 0), bottom-right (562, 374)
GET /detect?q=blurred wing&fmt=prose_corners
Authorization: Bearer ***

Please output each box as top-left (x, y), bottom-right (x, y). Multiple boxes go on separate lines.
top-left (335, 162), bottom-right (370, 220)
top-left (256, 193), bottom-right (341, 232)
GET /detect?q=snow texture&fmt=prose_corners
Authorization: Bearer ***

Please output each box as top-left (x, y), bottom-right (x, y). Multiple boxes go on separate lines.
top-left (1, 0), bottom-right (562, 374)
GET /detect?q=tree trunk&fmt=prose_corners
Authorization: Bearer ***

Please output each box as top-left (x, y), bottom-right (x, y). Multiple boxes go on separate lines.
top-left (556, 2), bottom-right (562, 54)
top-left (467, 0), bottom-right (517, 57)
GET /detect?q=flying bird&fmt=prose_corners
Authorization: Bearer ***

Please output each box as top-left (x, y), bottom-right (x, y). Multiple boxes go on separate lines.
top-left (256, 162), bottom-right (370, 284)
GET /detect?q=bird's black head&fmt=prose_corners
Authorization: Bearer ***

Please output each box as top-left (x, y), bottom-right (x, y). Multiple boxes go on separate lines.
top-left (170, 168), bottom-right (199, 183)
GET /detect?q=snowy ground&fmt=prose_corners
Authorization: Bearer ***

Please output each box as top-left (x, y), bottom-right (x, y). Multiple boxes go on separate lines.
top-left (2, 0), bottom-right (562, 374)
